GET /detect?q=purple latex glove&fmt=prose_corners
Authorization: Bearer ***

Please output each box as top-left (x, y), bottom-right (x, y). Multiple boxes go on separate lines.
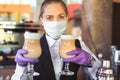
top-left (64, 48), bottom-right (91, 66)
top-left (15, 49), bottom-right (39, 67)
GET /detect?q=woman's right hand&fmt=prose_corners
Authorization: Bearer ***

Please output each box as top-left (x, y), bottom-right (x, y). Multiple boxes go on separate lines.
top-left (15, 49), bottom-right (39, 67)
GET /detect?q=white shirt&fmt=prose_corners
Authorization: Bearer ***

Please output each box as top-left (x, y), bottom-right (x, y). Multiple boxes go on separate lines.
top-left (11, 34), bottom-right (101, 80)
top-left (46, 34), bottom-right (62, 80)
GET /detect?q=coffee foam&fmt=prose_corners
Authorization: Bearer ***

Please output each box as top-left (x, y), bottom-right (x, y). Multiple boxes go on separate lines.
top-left (24, 31), bottom-right (41, 39)
top-left (60, 35), bottom-right (75, 39)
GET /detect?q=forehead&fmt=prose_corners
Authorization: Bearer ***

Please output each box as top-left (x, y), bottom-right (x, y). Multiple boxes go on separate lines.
top-left (43, 3), bottom-right (66, 16)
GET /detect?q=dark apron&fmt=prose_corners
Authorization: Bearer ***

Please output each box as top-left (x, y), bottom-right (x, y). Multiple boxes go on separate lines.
top-left (33, 34), bottom-right (81, 80)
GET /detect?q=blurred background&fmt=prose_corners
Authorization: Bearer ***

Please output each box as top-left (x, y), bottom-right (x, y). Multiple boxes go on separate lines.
top-left (0, 0), bottom-right (120, 80)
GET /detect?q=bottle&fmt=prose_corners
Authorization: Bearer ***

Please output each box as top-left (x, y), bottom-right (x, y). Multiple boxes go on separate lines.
top-left (105, 69), bottom-right (114, 80)
top-left (96, 60), bottom-right (106, 80)
top-left (110, 45), bottom-right (117, 69)
top-left (96, 60), bottom-right (113, 80)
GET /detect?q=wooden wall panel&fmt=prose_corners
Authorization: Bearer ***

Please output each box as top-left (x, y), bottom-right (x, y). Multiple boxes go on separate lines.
top-left (112, 3), bottom-right (120, 49)
top-left (82, 0), bottom-right (113, 59)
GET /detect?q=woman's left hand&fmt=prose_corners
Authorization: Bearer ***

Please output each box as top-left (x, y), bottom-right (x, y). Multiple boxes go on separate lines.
top-left (64, 48), bottom-right (91, 66)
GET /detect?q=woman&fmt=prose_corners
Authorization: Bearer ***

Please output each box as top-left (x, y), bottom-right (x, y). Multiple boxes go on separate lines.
top-left (12, 0), bottom-right (101, 80)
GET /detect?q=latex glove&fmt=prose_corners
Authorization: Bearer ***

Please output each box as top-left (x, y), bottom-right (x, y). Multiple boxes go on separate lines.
top-left (64, 48), bottom-right (91, 66)
top-left (15, 49), bottom-right (39, 67)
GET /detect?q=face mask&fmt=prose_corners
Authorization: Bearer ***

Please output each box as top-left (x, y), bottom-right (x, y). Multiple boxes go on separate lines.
top-left (42, 21), bottom-right (67, 39)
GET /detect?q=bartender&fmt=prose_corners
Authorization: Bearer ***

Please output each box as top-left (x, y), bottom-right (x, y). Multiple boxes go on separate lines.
top-left (11, 0), bottom-right (101, 80)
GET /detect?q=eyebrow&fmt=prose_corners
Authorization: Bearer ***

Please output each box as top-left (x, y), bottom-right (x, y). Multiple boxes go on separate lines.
top-left (46, 13), bottom-right (66, 17)
top-left (58, 13), bottom-right (66, 16)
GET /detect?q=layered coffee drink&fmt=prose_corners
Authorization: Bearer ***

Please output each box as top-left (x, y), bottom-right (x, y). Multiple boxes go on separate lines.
top-left (60, 35), bottom-right (76, 59)
top-left (23, 31), bottom-right (42, 59)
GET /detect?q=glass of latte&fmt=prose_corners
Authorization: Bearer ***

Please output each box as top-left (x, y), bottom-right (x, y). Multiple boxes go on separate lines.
top-left (60, 35), bottom-right (76, 75)
top-left (23, 31), bottom-right (42, 76)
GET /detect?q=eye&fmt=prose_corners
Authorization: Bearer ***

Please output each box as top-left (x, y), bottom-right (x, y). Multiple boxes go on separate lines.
top-left (46, 16), bottom-right (53, 21)
top-left (59, 16), bottom-right (65, 20)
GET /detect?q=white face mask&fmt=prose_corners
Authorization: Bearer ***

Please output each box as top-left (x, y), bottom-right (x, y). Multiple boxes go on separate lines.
top-left (42, 21), bottom-right (67, 39)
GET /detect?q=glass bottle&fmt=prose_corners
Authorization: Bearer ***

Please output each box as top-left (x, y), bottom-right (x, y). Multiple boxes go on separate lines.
top-left (96, 60), bottom-right (111, 80)
top-left (105, 69), bottom-right (114, 80)
top-left (110, 45), bottom-right (117, 69)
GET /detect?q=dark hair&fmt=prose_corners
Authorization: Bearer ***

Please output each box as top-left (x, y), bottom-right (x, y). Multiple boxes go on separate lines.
top-left (39, 0), bottom-right (68, 18)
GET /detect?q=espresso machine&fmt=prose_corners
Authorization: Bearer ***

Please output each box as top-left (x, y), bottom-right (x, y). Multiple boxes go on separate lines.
top-left (0, 21), bottom-right (42, 66)
top-left (0, 29), bottom-right (23, 66)
top-left (0, 22), bottom-right (24, 66)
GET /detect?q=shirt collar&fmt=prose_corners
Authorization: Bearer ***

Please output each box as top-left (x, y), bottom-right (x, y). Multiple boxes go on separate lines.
top-left (46, 34), bottom-right (58, 47)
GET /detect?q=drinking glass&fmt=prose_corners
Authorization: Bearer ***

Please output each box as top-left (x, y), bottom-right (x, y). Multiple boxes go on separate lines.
top-left (59, 35), bottom-right (76, 76)
top-left (23, 31), bottom-right (42, 77)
